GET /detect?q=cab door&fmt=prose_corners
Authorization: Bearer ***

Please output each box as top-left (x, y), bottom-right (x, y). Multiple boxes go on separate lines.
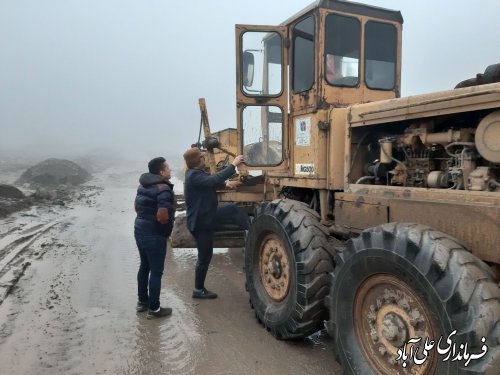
top-left (235, 25), bottom-right (289, 174)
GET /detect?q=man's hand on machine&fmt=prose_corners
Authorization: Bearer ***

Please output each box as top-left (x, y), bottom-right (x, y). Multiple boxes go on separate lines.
top-left (231, 155), bottom-right (244, 167)
top-left (225, 180), bottom-right (240, 189)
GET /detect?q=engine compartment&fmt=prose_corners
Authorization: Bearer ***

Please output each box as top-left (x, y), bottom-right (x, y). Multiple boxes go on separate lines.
top-left (349, 110), bottom-right (500, 192)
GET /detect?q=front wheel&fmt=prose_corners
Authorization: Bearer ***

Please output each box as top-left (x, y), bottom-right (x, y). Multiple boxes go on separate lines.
top-left (245, 199), bottom-right (334, 340)
top-left (329, 223), bottom-right (500, 375)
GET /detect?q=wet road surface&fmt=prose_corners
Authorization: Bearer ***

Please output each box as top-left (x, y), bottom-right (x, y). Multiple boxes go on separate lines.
top-left (0, 165), bottom-right (342, 374)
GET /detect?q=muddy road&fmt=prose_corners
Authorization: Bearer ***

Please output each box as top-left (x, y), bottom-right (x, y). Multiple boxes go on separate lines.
top-left (0, 164), bottom-right (341, 374)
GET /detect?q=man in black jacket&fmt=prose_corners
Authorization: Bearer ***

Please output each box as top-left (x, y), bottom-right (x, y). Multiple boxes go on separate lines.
top-left (134, 157), bottom-right (175, 319)
top-left (183, 147), bottom-right (245, 299)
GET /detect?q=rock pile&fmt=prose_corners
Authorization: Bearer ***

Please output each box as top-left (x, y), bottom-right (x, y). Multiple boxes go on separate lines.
top-left (0, 184), bottom-right (28, 218)
top-left (17, 158), bottom-right (91, 186)
top-left (0, 158), bottom-right (92, 218)
top-left (0, 184), bottom-right (24, 199)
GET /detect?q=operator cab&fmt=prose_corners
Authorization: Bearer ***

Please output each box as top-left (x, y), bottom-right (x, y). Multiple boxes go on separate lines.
top-left (236, 0), bottom-right (403, 168)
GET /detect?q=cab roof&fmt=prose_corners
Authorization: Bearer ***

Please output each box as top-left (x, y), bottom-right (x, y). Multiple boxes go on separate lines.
top-left (281, 0), bottom-right (403, 26)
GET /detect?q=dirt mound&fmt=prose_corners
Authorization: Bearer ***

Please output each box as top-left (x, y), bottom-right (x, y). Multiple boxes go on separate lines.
top-left (0, 184), bottom-right (24, 199)
top-left (17, 158), bottom-right (91, 186)
top-left (0, 184), bottom-right (28, 218)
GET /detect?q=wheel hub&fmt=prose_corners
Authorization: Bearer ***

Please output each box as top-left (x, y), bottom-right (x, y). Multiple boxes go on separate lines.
top-left (381, 312), bottom-right (408, 348)
top-left (259, 234), bottom-right (290, 302)
top-left (267, 254), bottom-right (283, 279)
top-left (353, 274), bottom-right (437, 375)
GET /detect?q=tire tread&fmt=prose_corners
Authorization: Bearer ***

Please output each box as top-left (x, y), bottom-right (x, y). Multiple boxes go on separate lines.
top-left (329, 222), bottom-right (500, 374)
top-left (246, 199), bottom-right (334, 340)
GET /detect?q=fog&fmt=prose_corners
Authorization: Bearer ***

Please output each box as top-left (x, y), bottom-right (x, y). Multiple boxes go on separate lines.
top-left (1, 0), bottom-right (499, 162)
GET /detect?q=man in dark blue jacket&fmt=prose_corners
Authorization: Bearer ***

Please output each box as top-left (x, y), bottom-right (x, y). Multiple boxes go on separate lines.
top-left (183, 147), bottom-right (245, 299)
top-left (134, 157), bottom-right (175, 319)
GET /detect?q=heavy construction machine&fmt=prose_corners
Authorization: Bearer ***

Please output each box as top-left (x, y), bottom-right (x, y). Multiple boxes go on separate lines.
top-left (179, 1), bottom-right (500, 373)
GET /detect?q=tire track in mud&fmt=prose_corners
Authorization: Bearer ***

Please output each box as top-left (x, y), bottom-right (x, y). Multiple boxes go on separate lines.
top-left (0, 221), bottom-right (58, 269)
top-left (0, 184), bottom-right (101, 307)
top-left (0, 218), bottom-right (62, 305)
top-left (34, 268), bottom-right (88, 375)
top-left (0, 186), bottom-right (101, 373)
top-left (0, 243), bottom-right (92, 374)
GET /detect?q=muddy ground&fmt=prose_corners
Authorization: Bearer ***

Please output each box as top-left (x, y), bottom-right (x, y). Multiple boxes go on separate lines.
top-left (0, 161), bottom-right (341, 374)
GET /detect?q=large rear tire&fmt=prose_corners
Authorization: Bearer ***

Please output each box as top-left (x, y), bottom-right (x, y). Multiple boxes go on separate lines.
top-left (329, 223), bottom-right (500, 375)
top-left (245, 199), bottom-right (334, 339)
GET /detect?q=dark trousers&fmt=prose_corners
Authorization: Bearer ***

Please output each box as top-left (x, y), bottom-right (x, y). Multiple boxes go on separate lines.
top-left (135, 232), bottom-right (167, 311)
top-left (215, 203), bottom-right (250, 230)
top-left (190, 229), bottom-right (214, 290)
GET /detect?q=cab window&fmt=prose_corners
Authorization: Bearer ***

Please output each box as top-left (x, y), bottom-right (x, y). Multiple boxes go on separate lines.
top-left (241, 105), bottom-right (283, 166)
top-left (324, 14), bottom-right (360, 87)
top-left (241, 31), bottom-right (283, 97)
top-left (292, 16), bottom-right (315, 93)
top-left (364, 21), bottom-right (397, 90)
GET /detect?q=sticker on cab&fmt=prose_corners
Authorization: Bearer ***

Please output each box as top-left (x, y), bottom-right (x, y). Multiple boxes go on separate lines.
top-left (295, 117), bottom-right (311, 146)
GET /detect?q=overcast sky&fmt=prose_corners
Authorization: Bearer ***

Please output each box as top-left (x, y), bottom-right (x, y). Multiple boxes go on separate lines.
top-left (1, 0), bottom-right (499, 161)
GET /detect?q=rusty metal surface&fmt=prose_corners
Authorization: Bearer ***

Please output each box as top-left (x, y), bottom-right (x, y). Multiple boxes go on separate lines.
top-left (267, 177), bottom-right (327, 189)
top-left (279, 0), bottom-right (402, 30)
top-left (290, 10), bottom-right (402, 115)
top-left (235, 25), bottom-right (290, 174)
top-left (290, 112), bottom-right (329, 180)
top-left (317, 10), bottom-right (402, 108)
top-left (264, 107), bottom-right (344, 191)
top-left (259, 234), bottom-right (291, 302)
top-left (230, 4), bottom-right (500, 271)
top-left (328, 107), bottom-right (347, 190)
top-left (317, 0), bottom-right (403, 23)
top-left (345, 184), bottom-right (500, 206)
top-left (354, 274), bottom-right (436, 375)
top-left (389, 198), bottom-right (500, 264)
top-left (199, 98), bottom-right (217, 175)
top-left (349, 84), bottom-right (500, 126)
top-left (336, 189), bottom-right (500, 264)
top-left (217, 190), bottom-right (274, 203)
top-left (213, 128), bottom-right (238, 154)
top-left (208, 128), bottom-right (238, 172)
top-left (334, 197), bottom-right (388, 231)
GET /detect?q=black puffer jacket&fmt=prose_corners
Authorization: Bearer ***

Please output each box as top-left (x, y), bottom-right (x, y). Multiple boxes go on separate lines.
top-left (134, 173), bottom-right (175, 237)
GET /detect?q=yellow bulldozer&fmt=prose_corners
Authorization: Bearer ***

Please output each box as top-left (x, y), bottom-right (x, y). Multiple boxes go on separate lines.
top-left (175, 1), bottom-right (500, 373)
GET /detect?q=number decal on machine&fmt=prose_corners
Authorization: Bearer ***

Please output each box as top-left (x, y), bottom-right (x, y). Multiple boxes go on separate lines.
top-left (295, 163), bottom-right (315, 175)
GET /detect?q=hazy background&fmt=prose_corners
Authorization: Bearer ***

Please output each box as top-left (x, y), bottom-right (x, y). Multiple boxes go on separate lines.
top-left (1, 0), bottom-right (499, 162)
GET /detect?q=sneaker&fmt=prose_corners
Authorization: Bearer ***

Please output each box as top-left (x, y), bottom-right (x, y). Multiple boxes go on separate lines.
top-left (136, 301), bottom-right (148, 313)
top-left (192, 288), bottom-right (218, 299)
top-left (146, 307), bottom-right (173, 319)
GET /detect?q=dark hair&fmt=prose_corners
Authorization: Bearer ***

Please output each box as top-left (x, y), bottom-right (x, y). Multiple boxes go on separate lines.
top-left (148, 157), bottom-right (166, 175)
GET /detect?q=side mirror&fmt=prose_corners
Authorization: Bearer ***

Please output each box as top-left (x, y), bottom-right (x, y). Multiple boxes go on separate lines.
top-left (242, 51), bottom-right (255, 87)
